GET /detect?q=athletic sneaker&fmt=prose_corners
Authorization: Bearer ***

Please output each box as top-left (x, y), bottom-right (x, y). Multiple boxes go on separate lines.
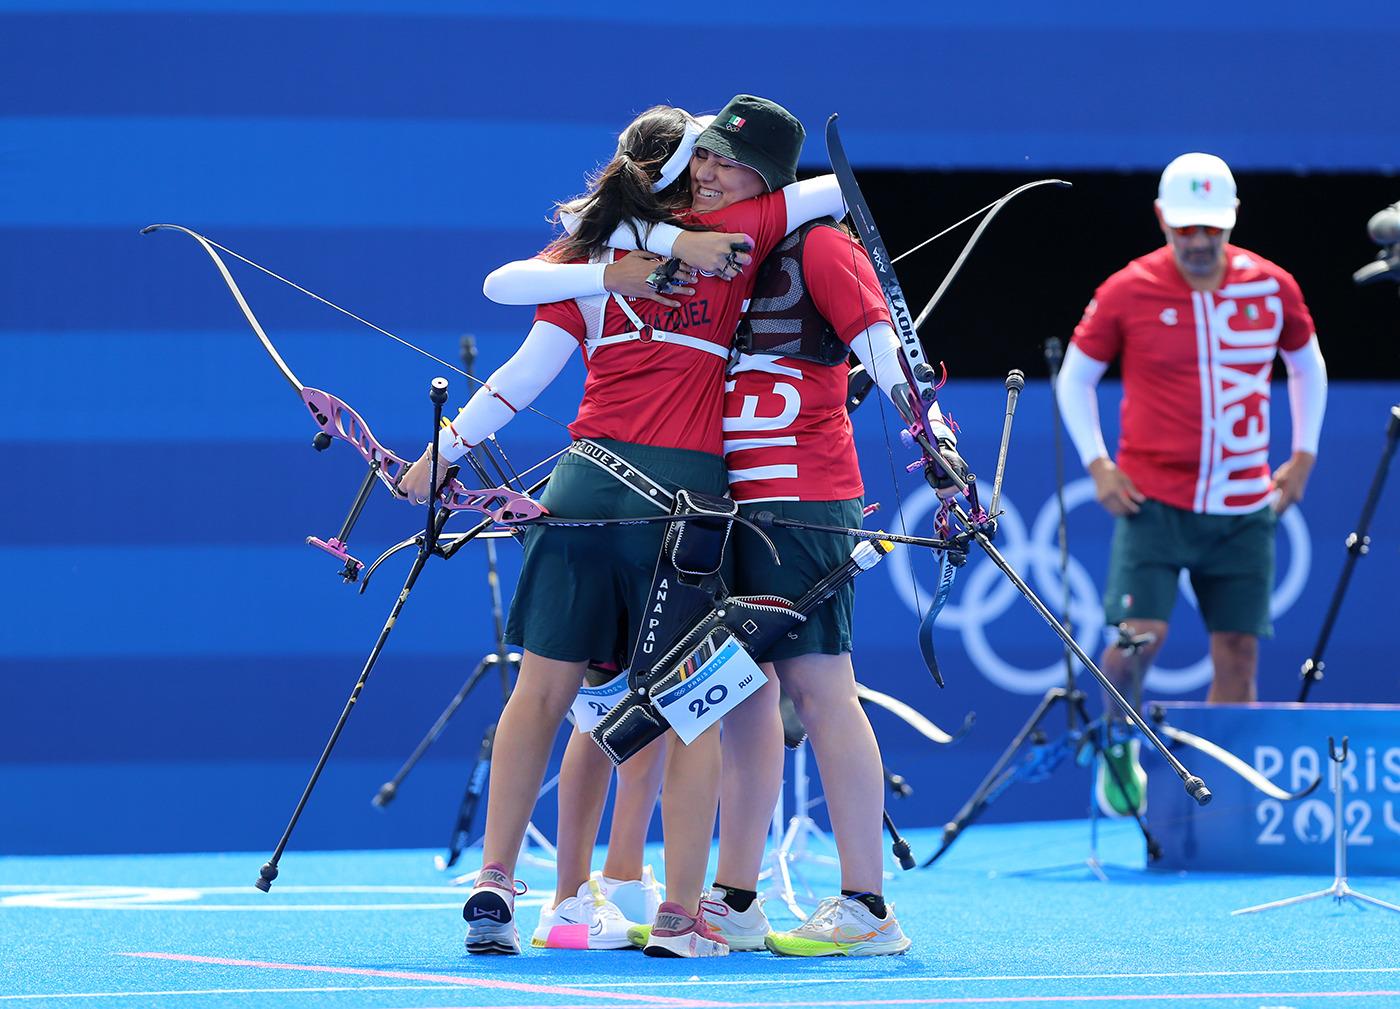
top-left (766, 895), bottom-right (910, 957)
top-left (1096, 737), bottom-right (1147, 817)
top-left (463, 862), bottom-right (523, 955)
top-left (627, 886), bottom-right (770, 951)
top-left (700, 886), bottom-right (771, 951)
top-left (532, 878), bottom-right (637, 950)
top-left (642, 900), bottom-right (730, 958)
top-left (592, 865), bottom-right (663, 926)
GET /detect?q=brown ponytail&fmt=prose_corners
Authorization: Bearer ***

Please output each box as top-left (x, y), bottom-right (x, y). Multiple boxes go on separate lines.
top-left (542, 105), bottom-right (703, 263)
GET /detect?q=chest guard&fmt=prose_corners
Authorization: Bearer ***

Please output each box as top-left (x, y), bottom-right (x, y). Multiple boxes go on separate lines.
top-left (733, 217), bottom-right (851, 367)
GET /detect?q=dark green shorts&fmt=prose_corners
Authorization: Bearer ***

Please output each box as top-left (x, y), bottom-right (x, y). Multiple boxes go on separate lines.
top-left (1103, 498), bottom-right (1276, 637)
top-left (734, 498), bottom-right (863, 662)
top-left (504, 439), bottom-right (728, 664)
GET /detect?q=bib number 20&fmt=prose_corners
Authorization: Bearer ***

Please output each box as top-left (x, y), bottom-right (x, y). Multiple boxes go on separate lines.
top-left (688, 684), bottom-right (730, 719)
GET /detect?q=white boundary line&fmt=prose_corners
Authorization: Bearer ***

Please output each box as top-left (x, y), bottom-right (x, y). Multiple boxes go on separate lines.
top-left (0, 883), bottom-right (550, 913)
top-left (558, 967), bottom-right (1400, 989)
top-left (0, 986), bottom-right (462, 1002)
top-left (0, 886), bottom-right (468, 894)
top-left (6, 966), bottom-right (1396, 1002)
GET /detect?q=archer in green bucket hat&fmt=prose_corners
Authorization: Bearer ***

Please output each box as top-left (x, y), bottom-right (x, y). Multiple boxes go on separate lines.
top-left (696, 94), bottom-right (805, 192)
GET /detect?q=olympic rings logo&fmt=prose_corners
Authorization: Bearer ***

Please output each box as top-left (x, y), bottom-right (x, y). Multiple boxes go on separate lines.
top-left (884, 480), bottom-right (1311, 695)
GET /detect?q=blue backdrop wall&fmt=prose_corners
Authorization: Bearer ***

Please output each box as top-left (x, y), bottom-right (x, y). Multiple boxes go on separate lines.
top-left (3, 2), bottom-right (1399, 856)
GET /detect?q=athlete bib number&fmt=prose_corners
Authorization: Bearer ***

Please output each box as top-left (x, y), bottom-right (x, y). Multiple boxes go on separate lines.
top-left (570, 669), bottom-right (630, 735)
top-left (653, 634), bottom-right (768, 745)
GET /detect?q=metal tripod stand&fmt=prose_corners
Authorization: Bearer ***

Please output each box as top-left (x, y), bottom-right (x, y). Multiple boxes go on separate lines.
top-left (759, 742), bottom-right (842, 920)
top-left (923, 352), bottom-right (1162, 874)
top-left (1234, 737), bottom-right (1400, 916)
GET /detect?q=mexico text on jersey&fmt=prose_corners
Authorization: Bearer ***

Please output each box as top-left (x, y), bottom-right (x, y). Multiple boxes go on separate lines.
top-left (1072, 245), bottom-right (1315, 514)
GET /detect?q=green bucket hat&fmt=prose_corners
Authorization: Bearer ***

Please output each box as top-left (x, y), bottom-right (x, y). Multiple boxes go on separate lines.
top-left (696, 94), bottom-right (805, 192)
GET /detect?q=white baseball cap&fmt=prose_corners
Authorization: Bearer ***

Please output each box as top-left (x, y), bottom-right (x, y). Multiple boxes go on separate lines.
top-left (1156, 153), bottom-right (1238, 229)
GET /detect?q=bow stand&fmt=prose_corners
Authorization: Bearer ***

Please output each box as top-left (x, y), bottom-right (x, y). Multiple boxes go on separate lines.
top-left (824, 115), bottom-right (1215, 850)
top-left (371, 336), bottom-right (556, 874)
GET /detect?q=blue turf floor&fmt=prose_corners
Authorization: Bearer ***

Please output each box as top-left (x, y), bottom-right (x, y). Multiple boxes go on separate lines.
top-left (3, 820), bottom-right (1398, 1009)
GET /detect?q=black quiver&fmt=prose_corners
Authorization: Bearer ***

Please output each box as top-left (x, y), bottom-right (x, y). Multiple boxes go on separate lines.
top-left (590, 487), bottom-right (810, 765)
top-left (588, 489), bottom-right (735, 764)
top-left (591, 592), bottom-right (809, 765)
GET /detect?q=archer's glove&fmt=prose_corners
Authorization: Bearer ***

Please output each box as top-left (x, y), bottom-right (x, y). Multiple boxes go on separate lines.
top-left (927, 437), bottom-right (968, 496)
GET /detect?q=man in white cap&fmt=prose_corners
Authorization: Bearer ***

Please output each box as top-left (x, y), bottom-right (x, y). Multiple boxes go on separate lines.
top-left (1055, 153), bottom-right (1328, 816)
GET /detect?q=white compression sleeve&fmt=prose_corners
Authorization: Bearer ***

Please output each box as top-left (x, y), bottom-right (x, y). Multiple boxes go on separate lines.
top-left (482, 259), bottom-right (609, 306)
top-left (436, 321), bottom-right (578, 461)
top-left (583, 175), bottom-right (847, 258)
top-left (849, 321), bottom-right (954, 442)
top-left (1280, 335), bottom-right (1328, 455)
top-left (1056, 343), bottom-right (1112, 468)
top-left (600, 220), bottom-right (684, 257)
top-left (781, 175), bottom-right (847, 234)
top-left (559, 209), bottom-right (685, 258)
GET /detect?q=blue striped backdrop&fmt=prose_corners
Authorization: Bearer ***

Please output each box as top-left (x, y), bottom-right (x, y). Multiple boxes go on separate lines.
top-left (3, 3), bottom-right (1398, 855)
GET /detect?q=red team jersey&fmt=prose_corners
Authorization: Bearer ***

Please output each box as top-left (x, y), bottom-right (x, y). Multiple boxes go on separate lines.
top-left (1072, 244), bottom-right (1315, 514)
top-left (723, 226), bottom-right (889, 502)
top-left (535, 192), bottom-right (792, 456)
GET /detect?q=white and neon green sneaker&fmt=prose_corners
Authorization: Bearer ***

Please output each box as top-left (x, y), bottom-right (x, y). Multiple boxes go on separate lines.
top-left (532, 878), bottom-right (637, 950)
top-left (765, 895), bottom-right (910, 957)
top-left (592, 865), bottom-right (663, 926)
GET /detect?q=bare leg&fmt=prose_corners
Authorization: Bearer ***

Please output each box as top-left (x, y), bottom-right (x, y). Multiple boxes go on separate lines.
top-left (481, 651), bottom-right (587, 877)
top-left (715, 670), bottom-right (784, 889)
top-left (1099, 619), bottom-right (1168, 723)
top-left (1208, 631), bottom-right (1258, 702)
top-left (780, 653), bottom-right (884, 894)
top-left (660, 725), bottom-right (722, 914)
top-left (553, 727), bottom-right (611, 906)
top-left (602, 734), bottom-right (666, 881)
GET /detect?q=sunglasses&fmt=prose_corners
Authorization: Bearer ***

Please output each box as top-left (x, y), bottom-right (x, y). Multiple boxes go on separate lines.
top-left (1171, 225), bottom-right (1224, 238)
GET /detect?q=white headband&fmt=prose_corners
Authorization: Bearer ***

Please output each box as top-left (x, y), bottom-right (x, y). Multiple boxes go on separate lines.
top-left (653, 114), bottom-right (714, 192)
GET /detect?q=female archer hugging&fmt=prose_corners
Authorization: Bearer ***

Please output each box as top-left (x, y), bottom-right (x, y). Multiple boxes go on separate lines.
top-left (476, 97), bottom-right (971, 959)
top-left (400, 94), bottom-right (849, 958)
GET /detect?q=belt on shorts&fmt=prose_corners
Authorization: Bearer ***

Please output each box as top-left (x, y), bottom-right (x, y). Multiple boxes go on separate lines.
top-left (566, 438), bottom-right (677, 514)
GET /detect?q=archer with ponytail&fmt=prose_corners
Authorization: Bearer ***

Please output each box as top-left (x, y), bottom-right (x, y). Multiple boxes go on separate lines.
top-left (402, 95), bottom-right (850, 960)
top-left (544, 105), bottom-right (704, 265)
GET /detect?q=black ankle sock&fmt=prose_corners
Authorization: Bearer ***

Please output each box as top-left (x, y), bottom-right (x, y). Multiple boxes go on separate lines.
top-left (842, 889), bottom-right (887, 919)
top-left (713, 882), bottom-right (757, 912)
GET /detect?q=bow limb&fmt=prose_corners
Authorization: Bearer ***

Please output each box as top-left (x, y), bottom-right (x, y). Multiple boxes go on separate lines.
top-left (1154, 718), bottom-right (1321, 802)
top-left (143, 224), bottom-right (306, 393)
top-left (856, 682), bottom-right (973, 745)
top-left (912, 178), bottom-right (1072, 331)
top-left (826, 116), bottom-right (965, 683)
top-left (143, 223), bottom-right (546, 523)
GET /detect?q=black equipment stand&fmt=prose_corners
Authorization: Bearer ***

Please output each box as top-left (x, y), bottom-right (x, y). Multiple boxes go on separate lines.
top-left (921, 360), bottom-right (1163, 872)
top-left (256, 377), bottom-right (454, 892)
top-left (370, 506), bottom-right (535, 869)
top-left (370, 336), bottom-right (553, 872)
top-left (1297, 404), bottom-right (1400, 701)
top-left (1044, 337), bottom-right (1078, 724)
top-left (921, 683), bottom-right (1162, 871)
